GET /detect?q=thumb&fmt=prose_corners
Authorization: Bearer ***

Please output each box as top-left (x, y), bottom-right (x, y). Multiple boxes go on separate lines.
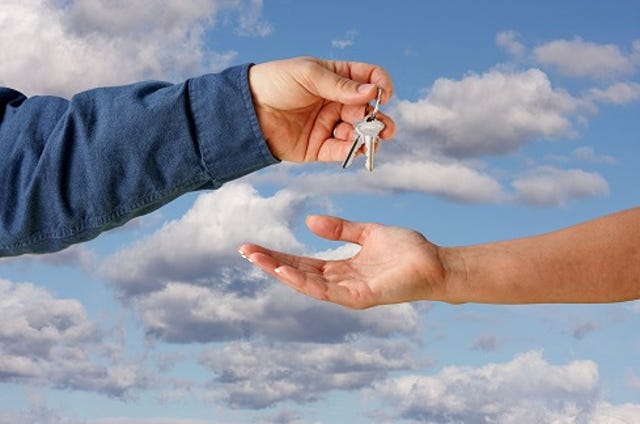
top-left (306, 215), bottom-right (367, 244)
top-left (309, 67), bottom-right (379, 105)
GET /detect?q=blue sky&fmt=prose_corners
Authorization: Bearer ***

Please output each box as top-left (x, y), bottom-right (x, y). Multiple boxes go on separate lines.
top-left (1, 0), bottom-right (640, 422)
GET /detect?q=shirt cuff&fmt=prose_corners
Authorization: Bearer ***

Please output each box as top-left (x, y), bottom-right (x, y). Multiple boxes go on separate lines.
top-left (188, 63), bottom-right (279, 188)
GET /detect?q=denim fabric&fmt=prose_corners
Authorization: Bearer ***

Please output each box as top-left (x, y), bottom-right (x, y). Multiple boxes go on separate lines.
top-left (0, 64), bottom-right (278, 256)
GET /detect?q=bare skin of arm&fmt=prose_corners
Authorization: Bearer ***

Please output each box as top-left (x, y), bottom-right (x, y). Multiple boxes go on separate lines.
top-left (239, 208), bottom-right (640, 309)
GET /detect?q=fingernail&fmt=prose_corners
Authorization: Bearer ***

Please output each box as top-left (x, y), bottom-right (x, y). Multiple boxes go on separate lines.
top-left (238, 249), bottom-right (253, 263)
top-left (357, 83), bottom-right (375, 94)
top-left (274, 267), bottom-right (283, 274)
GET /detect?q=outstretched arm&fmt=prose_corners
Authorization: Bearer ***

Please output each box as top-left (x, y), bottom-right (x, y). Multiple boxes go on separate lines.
top-left (239, 209), bottom-right (640, 309)
top-left (0, 57), bottom-right (395, 256)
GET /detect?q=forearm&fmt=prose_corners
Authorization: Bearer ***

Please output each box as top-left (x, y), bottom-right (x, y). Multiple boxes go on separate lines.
top-left (0, 64), bottom-right (277, 256)
top-left (441, 208), bottom-right (640, 304)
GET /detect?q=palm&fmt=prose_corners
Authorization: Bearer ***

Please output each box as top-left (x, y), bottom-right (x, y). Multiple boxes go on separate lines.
top-left (318, 226), bottom-right (433, 308)
top-left (241, 219), bottom-right (443, 309)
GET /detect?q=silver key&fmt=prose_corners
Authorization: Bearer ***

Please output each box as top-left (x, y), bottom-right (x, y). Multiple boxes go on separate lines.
top-left (341, 117), bottom-right (385, 171)
top-left (342, 87), bottom-right (385, 172)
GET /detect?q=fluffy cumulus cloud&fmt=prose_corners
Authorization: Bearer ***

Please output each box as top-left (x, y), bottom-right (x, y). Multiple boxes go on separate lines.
top-left (134, 280), bottom-right (418, 344)
top-left (253, 160), bottom-right (505, 204)
top-left (496, 30), bottom-right (526, 58)
top-left (96, 183), bottom-right (421, 409)
top-left (101, 183), bottom-right (418, 344)
top-left (101, 183), bottom-right (306, 296)
top-left (0, 279), bottom-right (147, 397)
top-left (534, 37), bottom-right (639, 80)
top-left (0, 244), bottom-right (97, 271)
top-left (512, 166), bottom-right (609, 207)
top-left (370, 351), bottom-right (612, 423)
top-left (392, 68), bottom-right (580, 159)
top-left (588, 81), bottom-right (640, 105)
top-left (0, 0), bottom-right (271, 96)
top-left (200, 339), bottom-right (418, 409)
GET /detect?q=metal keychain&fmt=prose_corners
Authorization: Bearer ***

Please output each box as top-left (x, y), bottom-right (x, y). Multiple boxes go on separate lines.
top-left (342, 87), bottom-right (385, 172)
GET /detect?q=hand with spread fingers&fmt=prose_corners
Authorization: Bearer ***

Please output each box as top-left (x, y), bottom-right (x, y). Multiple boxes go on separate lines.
top-left (239, 215), bottom-right (445, 309)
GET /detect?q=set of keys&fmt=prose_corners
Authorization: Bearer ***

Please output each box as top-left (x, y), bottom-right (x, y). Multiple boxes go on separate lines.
top-left (341, 87), bottom-right (385, 172)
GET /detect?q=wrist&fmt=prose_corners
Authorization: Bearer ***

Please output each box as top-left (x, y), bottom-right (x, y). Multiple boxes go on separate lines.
top-left (248, 64), bottom-right (295, 161)
top-left (435, 245), bottom-right (469, 304)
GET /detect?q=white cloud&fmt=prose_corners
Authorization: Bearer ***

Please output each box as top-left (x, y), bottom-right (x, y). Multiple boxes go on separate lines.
top-left (373, 160), bottom-right (506, 203)
top-left (99, 183), bottom-right (420, 345)
top-left (591, 403), bottom-right (640, 423)
top-left (496, 30), bottom-right (525, 58)
top-left (101, 183), bottom-right (306, 296)
top-left (0, 244), bottom-right (97, 271)
top-left (252, 158), bottom-right (506, 204)
top-left (0, 279), bottom-right (95, 358)
top-left (0, 279), bottom-right (147, 397)
top-left (512, 166), bottom-right (609, 207)
top-left (133, 280), bottom-right (418, 344)
top-left (0, 0), bottom-right (271, 96)
top-left (331, 29), bottom-right (358, 49)
top-left (231, 0), bottom-right (273, 37)
top-left (392, 68), bottom-right (580, 158)
top-left (534, 37), bottom-right (637, 79)
top-left (572, 146), bottom-right (617, 165)
top-left (371, 350), bottom-right (602, 423)
top-left (588, 82), bottom-right (640, 105)
top-left (312, 242), bottom-right (361, 261)
top-left (200, 339), bottom-right (418, 409)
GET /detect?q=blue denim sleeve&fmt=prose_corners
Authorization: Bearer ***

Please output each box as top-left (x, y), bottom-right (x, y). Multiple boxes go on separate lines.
top-left (0, 64), bottom-right (279, 256)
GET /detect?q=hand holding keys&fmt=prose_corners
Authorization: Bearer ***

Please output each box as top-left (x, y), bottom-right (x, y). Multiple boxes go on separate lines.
top-left (342, 87), bottom-right (386, 172)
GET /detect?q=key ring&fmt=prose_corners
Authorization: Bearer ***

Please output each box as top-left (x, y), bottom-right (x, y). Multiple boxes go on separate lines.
top-left (364, 87), bottom-right (383, 122)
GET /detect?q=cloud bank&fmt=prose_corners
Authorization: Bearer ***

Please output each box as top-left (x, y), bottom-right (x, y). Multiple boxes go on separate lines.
top-left (0, 279), bottom-right (147, 397)
top-left (0, 0), bottom-right (271, 96)
top-left (370, 350), bottom-right (624, 423)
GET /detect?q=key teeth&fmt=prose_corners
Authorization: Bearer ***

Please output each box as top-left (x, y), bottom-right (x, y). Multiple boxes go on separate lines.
top-left (342, 117), bottom-right (384, 172)
top-left (366, 155), bottom-right (374, 172)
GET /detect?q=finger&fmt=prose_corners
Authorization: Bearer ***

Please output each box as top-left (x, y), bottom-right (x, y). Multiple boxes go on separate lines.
top-left (305, 66), bottom-right (377, 106)
top-left (314, 137), bottom-right (359, 162)
top-left (273, 265), bottom-right (332, 301)
top-left (307, 60), bottom-right (394, 107)
top-left (332, 121), bottom-right (353, 141)
top-left (325, 60), bottom-right (395, 104)
top-left (238, 244), bottom-right (326, 275)
top-left (376, 112), bottom-right (396, 140)
top-left (305, 215), bottom-right (368, 244)
top-left (274, 265), bottom-right (367, 309)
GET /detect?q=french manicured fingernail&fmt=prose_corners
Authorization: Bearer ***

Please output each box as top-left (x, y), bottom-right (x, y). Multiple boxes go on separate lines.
top-left (357, 83), bottom-right (375, 94)
top-left (238, 249), bottom-right (252, 262)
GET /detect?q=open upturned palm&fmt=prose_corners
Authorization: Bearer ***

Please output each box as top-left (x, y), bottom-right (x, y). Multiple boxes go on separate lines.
top-left (239, 215), bottom-right (445, 309)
